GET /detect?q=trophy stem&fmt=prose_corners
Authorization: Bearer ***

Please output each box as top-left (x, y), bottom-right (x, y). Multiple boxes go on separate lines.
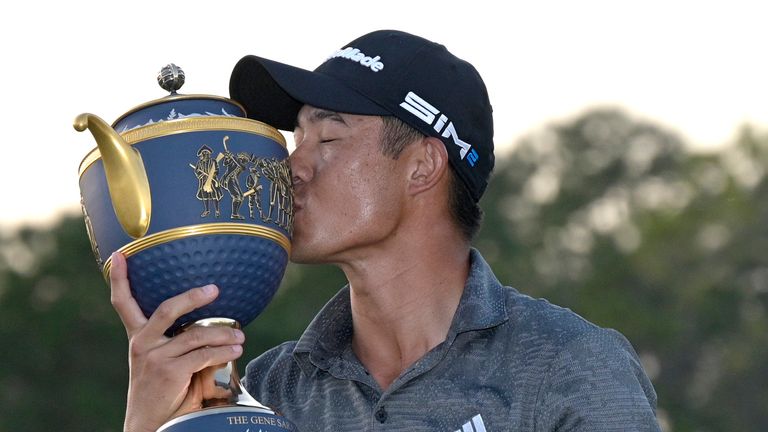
top-left (158, 318), bottom-right (296, 431)
top-left (179, 318), bottom-right (270, 410)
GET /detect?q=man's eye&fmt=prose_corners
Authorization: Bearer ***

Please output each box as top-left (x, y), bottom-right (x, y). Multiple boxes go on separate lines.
top-left (320, 138), bottom-right (338, 144)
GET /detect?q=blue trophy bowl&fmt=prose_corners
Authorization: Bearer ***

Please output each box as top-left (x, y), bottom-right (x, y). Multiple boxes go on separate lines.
top-left (77, 91), bottom-right (292, 334)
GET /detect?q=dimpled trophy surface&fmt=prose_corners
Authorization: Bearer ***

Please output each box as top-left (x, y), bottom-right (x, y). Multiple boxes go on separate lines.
top-left (128, 234), bottom-right (287, 332)
top-left (75, 65), bottom-right (296, 431)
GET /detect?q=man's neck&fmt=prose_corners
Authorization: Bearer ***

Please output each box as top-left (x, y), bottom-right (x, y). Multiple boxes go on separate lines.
top-left (339, 233), bottom-right (471, 391)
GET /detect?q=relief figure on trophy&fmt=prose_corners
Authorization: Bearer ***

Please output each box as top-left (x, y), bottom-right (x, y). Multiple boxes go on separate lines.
top-left (245, 156), bottom-right (264, 220)
top-left (260, 157), bottom-right (293, 230)
top-left (220, 138), bottom-right (247, 220)
top-left (191, 144), bottom-right (222, 218)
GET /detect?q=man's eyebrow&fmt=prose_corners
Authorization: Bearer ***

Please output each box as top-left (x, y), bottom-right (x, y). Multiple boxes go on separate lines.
top-left (295, 109), bottom-right (348, 129)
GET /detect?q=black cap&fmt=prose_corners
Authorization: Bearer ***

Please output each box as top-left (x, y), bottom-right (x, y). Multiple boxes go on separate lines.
top-left (230, 30), bottom-right (494, 201)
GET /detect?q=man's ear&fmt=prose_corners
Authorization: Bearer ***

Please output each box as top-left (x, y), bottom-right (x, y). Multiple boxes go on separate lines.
top-left (407, 136), bottom-right (449, 196)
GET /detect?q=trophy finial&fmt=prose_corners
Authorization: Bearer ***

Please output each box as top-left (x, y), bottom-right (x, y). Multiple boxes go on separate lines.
top-left (157, 63), bottom-right (185, 94)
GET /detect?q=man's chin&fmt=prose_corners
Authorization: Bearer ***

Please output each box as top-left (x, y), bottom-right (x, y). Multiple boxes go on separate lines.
top-left (288, 254), bottom-right (313, 264)
top-left (289, 243), bottom-right (340, 265)
top-left (288, 246), bottom-right (322, 264)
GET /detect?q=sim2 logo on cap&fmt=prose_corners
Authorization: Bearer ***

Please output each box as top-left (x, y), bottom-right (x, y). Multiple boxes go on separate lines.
top-left (399, 91), bottom-right (479, 167)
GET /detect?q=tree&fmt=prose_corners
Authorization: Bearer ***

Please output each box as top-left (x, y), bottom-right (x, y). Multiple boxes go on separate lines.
top-left (0, 218), bottom-right (128, 431)
top-left (476, 110), bottom-right (768, 431)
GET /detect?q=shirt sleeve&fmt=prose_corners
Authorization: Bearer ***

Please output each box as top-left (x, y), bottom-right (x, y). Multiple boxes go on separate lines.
top-left (533, 328), bottom-right (661, 432)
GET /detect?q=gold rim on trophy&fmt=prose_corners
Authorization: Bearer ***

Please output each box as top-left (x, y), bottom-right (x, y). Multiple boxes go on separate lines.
top-left (79, 116), bottom-right (287, 178)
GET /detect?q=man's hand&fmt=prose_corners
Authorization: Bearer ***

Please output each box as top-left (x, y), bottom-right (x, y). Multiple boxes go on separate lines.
top-left (109, 252), bottom-right (245, 432)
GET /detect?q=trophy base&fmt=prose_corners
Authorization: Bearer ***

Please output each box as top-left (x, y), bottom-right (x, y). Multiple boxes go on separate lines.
top-left (157, 405), bottom-right (296, 431)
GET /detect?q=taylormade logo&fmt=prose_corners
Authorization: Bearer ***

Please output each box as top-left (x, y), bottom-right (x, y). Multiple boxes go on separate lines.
top-left (329, 47), bottom-right (384, 72)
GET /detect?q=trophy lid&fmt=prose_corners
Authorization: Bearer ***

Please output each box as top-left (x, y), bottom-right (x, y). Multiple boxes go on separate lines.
top-left (111, 64), bottom-right (248, 133)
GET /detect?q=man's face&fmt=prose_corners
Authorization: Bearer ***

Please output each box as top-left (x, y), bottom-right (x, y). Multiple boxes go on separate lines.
top-left (289, 105), bottom-right (406, 264)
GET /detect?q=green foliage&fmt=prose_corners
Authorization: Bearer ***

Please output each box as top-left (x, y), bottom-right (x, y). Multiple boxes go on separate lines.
top-left (1, 110), bottom-right (765, 431)
top-left (0, 218), bottom-right (128, 431)
top-left (477, 113), bottom-right (768, 431)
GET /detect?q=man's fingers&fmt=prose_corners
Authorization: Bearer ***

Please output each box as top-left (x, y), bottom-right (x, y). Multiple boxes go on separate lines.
top-left (109, 252), bottom-right (148, 337)
top-left (159, 326), bottom-right (245, 358)
top-left (147, 345), bottom-right (243, 381)
top-left (142, 284), bottom-right (220, 338)
top-left (183, 344), bottom-right (244, 373)
top-left (111, 251), bottom-right (221, 345)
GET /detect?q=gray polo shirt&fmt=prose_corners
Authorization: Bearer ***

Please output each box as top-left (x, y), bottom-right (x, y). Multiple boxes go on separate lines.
top-left (243, 249), bottom-right (660, 431)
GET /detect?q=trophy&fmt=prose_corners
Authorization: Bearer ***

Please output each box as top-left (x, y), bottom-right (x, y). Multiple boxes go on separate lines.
top-left (75, 64), bottom-right (296, 431)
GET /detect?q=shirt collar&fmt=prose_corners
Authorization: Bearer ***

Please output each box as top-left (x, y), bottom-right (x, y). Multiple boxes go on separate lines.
top-left (450, 248), bottom-right (509, 335)
top-left (292, 248), bottom-right (508, 375)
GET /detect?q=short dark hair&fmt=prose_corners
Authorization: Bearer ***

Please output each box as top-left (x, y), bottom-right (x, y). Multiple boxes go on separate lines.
top-left (380, 116), bottom-right (483, 240)
top-left (380, 115), bottom-right (423, 159)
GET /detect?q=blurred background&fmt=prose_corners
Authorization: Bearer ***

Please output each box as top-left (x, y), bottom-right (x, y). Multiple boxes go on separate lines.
top-left (0, 1), bottom-right (766, 430)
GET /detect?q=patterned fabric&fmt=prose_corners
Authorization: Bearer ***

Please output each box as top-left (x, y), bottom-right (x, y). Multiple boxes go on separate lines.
top-left (243, 249), bottom-right (661, 431)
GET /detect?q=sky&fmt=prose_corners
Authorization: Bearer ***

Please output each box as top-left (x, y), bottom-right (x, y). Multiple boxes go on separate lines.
top-left (1, 0), bottom-right (766, 229)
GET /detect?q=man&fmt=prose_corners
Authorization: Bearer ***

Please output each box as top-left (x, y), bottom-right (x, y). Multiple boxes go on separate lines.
top-left (110, 30), bottom-right (660, 431)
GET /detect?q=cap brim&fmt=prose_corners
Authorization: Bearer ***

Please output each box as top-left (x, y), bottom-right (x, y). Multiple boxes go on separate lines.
top-left (230, 55), bottom-right (390, 131)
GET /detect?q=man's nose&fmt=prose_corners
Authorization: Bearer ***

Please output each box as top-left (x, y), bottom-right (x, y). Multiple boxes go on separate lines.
top-left (289, 143), bottom-right (313, 187)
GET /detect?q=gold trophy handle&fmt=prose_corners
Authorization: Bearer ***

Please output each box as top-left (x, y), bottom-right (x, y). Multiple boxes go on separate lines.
top-left (74, 113), bottom-right (152, 238)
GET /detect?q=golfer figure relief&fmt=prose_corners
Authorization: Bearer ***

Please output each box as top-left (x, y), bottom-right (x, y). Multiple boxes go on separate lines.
top-left (191, 136), bottom-right (293, 230)
top-left (245, 157), bottom-right (265, 220)
top-left (191, 144), bottom-right (223, 218)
